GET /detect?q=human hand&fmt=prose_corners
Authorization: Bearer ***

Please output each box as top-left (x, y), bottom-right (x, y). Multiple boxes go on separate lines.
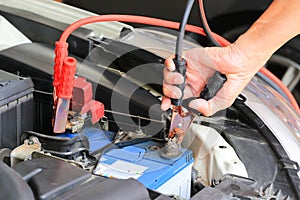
top-left (161, 43), bottom-right (264, 116)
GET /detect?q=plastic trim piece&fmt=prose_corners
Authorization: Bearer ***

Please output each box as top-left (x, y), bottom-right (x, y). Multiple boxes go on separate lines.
top-left (242, 79), bottom-right (300, 177)
top-left (234, 99), bottom-right (300, 200)
top-left (0, 15), bottom-right (31, 51)
top-left (182, 124), bottom-right (248, 186)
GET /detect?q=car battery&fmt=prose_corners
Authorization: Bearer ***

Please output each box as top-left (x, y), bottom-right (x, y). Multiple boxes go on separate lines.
top-left (0, 70), bottom-right (34, 149)
top-left (94, 140), bottom-right (194, 200)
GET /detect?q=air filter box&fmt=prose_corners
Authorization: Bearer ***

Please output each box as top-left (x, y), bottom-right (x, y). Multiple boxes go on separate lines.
top-left (0, 70), bottom-right (34, 148)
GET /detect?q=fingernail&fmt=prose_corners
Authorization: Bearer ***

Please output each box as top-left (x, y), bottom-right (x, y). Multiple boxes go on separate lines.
top-left (175, 77), bottom-right (182, 84)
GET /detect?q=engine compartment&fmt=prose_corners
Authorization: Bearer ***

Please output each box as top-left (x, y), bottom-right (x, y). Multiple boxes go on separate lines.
top-left (0, 1), bottom-right (299, 199)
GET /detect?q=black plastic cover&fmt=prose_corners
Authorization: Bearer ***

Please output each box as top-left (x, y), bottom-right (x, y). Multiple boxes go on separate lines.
top-left (14, 158), bottom-right (91, 200)
top-left (0, 70), bottom-right (34, 148)
top-left (0, 70), bottom-right (34, 105)
top-left (58, 177), bottom-right (150, 200)
top-left (13, 157), bottom-right (150, 200)
top-left (0, 161), bottom-right (34, 200)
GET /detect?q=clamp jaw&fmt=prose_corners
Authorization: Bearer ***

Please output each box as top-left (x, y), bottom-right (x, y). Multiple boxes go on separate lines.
top-left (162, 59), bottom-right (226, 158)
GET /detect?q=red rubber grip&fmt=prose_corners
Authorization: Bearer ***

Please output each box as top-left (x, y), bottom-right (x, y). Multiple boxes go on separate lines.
top-left (53, 41), bottom-right (68, 87)
top-left (57, 57), bottom-right (76, 99)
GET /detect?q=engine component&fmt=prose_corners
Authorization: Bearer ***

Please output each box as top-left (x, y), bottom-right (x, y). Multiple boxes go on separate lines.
top-left (190, 174), bottom-right (291, 200)
top-left (20, 127), bottom-right (117, 168)
top-left (21, 131), bottom-right (89, 161)
top-left (10, 136), bottom-right (41, 167)
top-left (0, 69), bottom-right (34, 149)
top-left (0, 148), bottom-right (11, 163)
top-left (182, 123), bottom-right (248, 186)
top-left (94, 140), bottom-right (194, 199)
top-left (113, 129), bottom-right (152, 148)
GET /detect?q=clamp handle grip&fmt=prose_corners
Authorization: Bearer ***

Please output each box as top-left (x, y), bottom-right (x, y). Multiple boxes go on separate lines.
top-left (56, 57), bottom-right (77, 99)
top-left (200, 71), bottom-right (226, 100)
top-left (53, 41), bottom-right (68, 88)
top-left (171, 58), bottom-right (187, 106)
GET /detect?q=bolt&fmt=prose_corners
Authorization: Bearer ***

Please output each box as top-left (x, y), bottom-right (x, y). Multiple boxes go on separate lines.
top-left (28, 139), bottom-right (34, 145)
top-left (81, 152), bottom-right (88, 162)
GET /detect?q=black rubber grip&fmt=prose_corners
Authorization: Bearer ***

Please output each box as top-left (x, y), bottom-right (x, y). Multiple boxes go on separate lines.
top-left (171, 58), bottom-right (187, 106)
top-left (200, 72), bottom-right (226, 100)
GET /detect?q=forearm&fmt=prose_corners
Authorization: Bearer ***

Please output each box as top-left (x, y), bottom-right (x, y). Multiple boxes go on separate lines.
top-left (234, 0), bottom-right (300, 67)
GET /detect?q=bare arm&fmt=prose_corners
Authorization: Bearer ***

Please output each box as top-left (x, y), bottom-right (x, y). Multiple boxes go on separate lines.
top-left (235, 0), bottom-right (300, 65)
top-left (162, 0), bottom-right (300, 115)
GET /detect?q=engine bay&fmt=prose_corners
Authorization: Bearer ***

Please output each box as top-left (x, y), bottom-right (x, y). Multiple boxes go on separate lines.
top-left (0, 1), bottom-right (299, 199)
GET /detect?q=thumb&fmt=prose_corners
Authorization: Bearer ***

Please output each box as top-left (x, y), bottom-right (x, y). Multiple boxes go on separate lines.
top-left (189, 98), bottom-right (219, 116)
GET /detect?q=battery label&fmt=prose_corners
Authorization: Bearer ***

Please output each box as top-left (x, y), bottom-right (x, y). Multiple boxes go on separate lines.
top-left (94, 160), bottom-right (148, 179)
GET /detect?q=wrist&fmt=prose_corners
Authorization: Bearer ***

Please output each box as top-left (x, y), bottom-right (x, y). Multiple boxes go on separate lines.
top-left (232, 35), bottom-right (270, 73)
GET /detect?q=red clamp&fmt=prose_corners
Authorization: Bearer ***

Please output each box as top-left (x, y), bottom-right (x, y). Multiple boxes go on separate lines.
top-left (53, 41), bottom-right (69, 89)
top-left (72, 77), bottom-right (104, 124)
top-left (52, 56), bottom-right (77, 133)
